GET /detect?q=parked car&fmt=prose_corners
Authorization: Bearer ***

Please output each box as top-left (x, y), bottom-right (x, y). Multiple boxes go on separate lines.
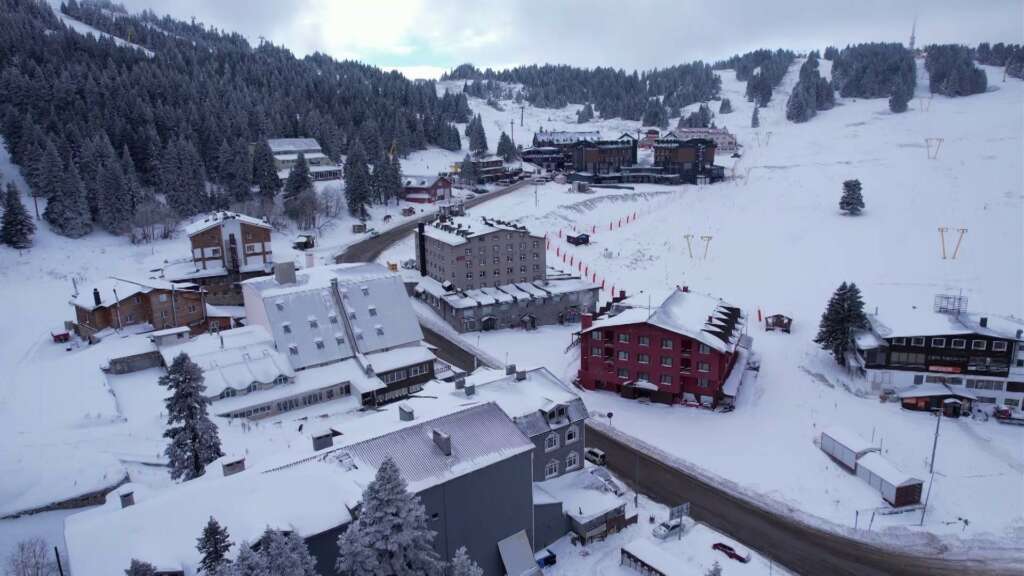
top-left (652, 516), bottom-right (695, 539)
top-left (534, 548), bottom-right (557, 567)
top-left (712, 542), bottom-right (750, 563)
top-left (584, 447), bottom-right (606, 466)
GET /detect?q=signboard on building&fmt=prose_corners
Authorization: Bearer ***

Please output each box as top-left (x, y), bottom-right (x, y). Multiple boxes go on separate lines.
top-left (929, 365), bottom-right (962, 373)
top-left (669, 502), bottom-right (690, 521)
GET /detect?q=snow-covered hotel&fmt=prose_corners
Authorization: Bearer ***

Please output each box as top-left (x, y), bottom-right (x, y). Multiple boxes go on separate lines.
top-left (267, 137), bottom-right (343, 181)
top-left (578, 286), bottom-right (752, 409)
top-left (414, 215), bottom-right (599, 332)
top-left (853, 296), bottom-right (1024, 410)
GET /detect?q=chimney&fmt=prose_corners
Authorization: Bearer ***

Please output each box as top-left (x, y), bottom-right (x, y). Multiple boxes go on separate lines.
top-left (465, 383), bottom-right (476, 397)
top-left (93, 288), bottom-right (101, 307)
top-left (515, 370), bottom-right (527, 381)
top-left (312, 430), bottom-right (334, 451)
top-left (505, 364), bottom-right (517, 376)
top-left (619, 290), bottom-right (626, 300)
top-left (119, 491), bottom-right (135, 508)
top-left (1016, 329), bottom-right (1022, 339)
top-left (221, 457), bottom-right (246, 476)
top-left (980, 317), bottom-right (988, 328)
top-left (432, 429), bottom-right (452, 456)
top-left (305, 251), bottom-right (315, 269)
top-left (274, 261), bottom-right (297, 285)
top-left (454, 377), bottom-right (466, 390)
top-left (399, 404), bottom-right (415, 421)
top-left (581, 313), bottom-right (593, 330)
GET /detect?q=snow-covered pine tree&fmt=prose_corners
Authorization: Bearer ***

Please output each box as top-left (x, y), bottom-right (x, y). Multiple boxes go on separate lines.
top-left (814, 282), bottom-right (869, 365)
top-left (284, 154), bottom-right (313, 201)
top-left (888, 78), bottom-right (912, 113)
top-left (45, 160), bottom-right (92, 238)
top-left (335, 458), bottom-right (442, 576)
top-left (718, 98), bottom-right (733, 114)
top-left (751, 105), bottom-right (760, 128)
top-left (705, 561), bottom-right (723, 576)
top-left (161, 352), bottom-right (223, 481)
top-left (576, 102), bottom-right (594, 123)
top-left (468, 115), bottom-right (488, 156)
top-left (197, 517), bottom-right (233, 574)
top-left (1, 183), bottom-right (35, 249)
top-left (125, 559), bottom-right (157, 576)
top-left (449, 547), bottom-right (483, 576)
top-left (496, 132), bottom-right (517, 162)
top-left (37, 140), bottom-right (64, 199)
top-left (343, 140), bottom-right (371, 218)
top-left (252, 141), bottom-right (282, 205)
top-left (261, 529), bottom-right (318, 576)
top-left (232, 545), bottom-right (270, 576)
top-left (97, 156), bottom-right (132, 234)
top-left (839, 179), bottom-right (865, 215)
top-left (459, 154), bottom-right (478, 186)
top-left (387, 155), bottom-right (404, 205)
top-left (121, 146), bottom-right (147, 214)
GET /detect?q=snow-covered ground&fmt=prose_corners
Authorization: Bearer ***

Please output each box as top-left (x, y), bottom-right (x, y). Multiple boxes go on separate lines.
top-left (396, 61), bottom-right (1024, 553)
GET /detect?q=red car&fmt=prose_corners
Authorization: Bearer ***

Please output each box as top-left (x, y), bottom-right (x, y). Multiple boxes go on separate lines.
top-left (712, 542), bottom-right (750, 563)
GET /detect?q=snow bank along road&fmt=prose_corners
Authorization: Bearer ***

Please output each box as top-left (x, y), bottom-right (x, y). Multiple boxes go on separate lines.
top-left (587, 423), bottom-right (1019, 576)
top-left (337, 179), bottom-right (529, 371)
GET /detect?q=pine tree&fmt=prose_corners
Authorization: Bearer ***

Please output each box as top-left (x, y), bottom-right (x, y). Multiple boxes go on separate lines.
top-left (97, 156), bottom-right (132, 234)
top-left (467, 115), bottom-right (488, 156)
top-left (232, 545), bottom-right (270, 576)
top-left (839, 179), bottom-right (865, 215)
top-left (459, 154), bottom-right (478, 186)
top-left (44, 161), bottom-right (92, 238)
top-left (496, 132), bottom-right (517, 162)
top-left (335, 458), bottom-right (442, 576)
top-left (197, 517), bottom-right (233, 574)
top-left (888, 78), bottom-right (912, 113)
top-left (261, 529), bottom-right (318, 576)
top-left (252, 141), bottom-right (281, 205)
top-left (125, 559), bottom-right (157, 576)
top-left (814, 282), bottom-right (869, 366)
top-left (705, 561), bottom-right (723, 576)
top-left (576, 102), bottom-right (594, 123)
top-left (343, 141), bottom-right (371, 218)
top-left (37, 140), bottom-right (64, 199)
top-left (751, 105), bottom-right (760, 128)
top-left (284, 153), bottom-right (314, 202)
top-left (387, 155), bottom-right (404, 205)
top-left (449, 547), bottom-right (483, 576)
top-left (1, 183), bottom-right (35, 249)
top-left (161, 353), bottom-right (223, 481)
top-left (718, 98), bottom-right (733, 114)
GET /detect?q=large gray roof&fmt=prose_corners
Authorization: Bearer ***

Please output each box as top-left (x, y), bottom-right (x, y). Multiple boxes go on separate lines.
top-left (267, 138), bottom-right (322, 154)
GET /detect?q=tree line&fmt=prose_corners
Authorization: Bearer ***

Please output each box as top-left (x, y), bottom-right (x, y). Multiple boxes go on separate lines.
top-left (925, 44), bottom-right (987, 97)
top-left (786, 52), bottom-right (835, 123)
top-left (830, 42), bottom-right (916, 101)
top-left (714, 49), bottom-right (796, 107)
top-left (0, 0), bottom-right (469, 240)
top-left (975, 42), bottom-right (1024, 79)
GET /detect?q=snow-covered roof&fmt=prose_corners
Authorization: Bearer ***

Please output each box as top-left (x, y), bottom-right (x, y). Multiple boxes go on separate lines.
top-left (273, 151), bottom-right (328, 162)
top-left (621, 539), bottom-right (688, 576)
top-left (416, 275), bottom-right (598, 311)
top-left (157, 326), bottom-right (294, 398)
top-left (70, 277), bottom-right (199, 311)
top-left (244, 263), bottom-right (423, 370)
top-left (266, 137), bottom-right (322, 154)
top-left (183, 211), bottom-right (271, 237)
top-left (534, 130), bottom-right (601, 145)
top-left (402, 174), bottom-right (449, 188)
top-left (897, 383), bottom-right (978, 400)
top-left (821, 426), bottom-right (876, 455)
top-left (856, 452), bottom-right (922, 488)
top-left (867, 307), bottom-right (1024, 341)
top-left (720, 347), bottom-right (748, 397)
top-left (421, 215), bottom-right (537, 246)
top-left (63, 459), bottom-right (368, 576)
top-left (535, 469), bottom-right (624, 524)
top-left (205, 304), bottom-right (246, 319)
top-left (363, 344), bottom-right (436, 375)
top-left (583, 288), bottom-right (744, 354)
top-left (458, 367), bottom-right (587, 437)
top-left (211, 357), bottom-right (372, 415)
top-left (854, 329), bottom-right (883, 350)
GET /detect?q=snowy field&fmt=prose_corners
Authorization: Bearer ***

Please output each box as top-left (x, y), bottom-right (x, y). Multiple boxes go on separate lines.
top-left (391, 60), bottom-right (1024, 554)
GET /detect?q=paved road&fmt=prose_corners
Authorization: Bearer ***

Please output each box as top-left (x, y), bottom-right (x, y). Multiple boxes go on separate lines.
top-left (336, 179), bottom-right (530, 263)
top-left (421, 325), bottom-right (478, 373)
top-left (587, 424), bottom-right (1019, 576)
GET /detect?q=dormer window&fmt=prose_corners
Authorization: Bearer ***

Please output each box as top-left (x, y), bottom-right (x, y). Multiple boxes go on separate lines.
top-left (314, 338), bottom-right (324, 350)
top-left (275, 300), bottom-right (284, 311)
top-left (368, 306), bottom-right (378, 317)
top-left (335, 334), bottom-right (345, 345)
top-left (288, 344), bottom-right (298, 355)
top-left (282, 322), bottom-right (291, 334)
top-left (375, 325), bottom-right (384, 336)
top-left (329, 313), bottom-right (338, 324)
top-left (309, 317), bottom-right (319, 329)
top-left (361, 286), bottom-right (369, 296)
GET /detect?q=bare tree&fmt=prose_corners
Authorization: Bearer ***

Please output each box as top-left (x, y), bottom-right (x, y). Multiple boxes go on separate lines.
top-left (4, 538), bottom-right (57, 576)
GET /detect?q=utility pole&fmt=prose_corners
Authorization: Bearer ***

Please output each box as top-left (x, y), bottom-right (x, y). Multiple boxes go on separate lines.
top-left (520, 105), bottom-right (525, 127)
top-left (510, 118), bottom-right (515, 147)
top-left (920, 412), bottom-right (942, 526)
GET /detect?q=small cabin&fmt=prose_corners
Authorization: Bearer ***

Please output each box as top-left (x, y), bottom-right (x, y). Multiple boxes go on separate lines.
top-left (765, 314), bottom-right (792, 333)
top-left (567, 233), bottom-right (590, 246)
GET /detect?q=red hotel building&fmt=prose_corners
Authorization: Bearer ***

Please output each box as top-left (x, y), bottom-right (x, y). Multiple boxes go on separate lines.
top-left (578, 287), bottom-right (749, 407)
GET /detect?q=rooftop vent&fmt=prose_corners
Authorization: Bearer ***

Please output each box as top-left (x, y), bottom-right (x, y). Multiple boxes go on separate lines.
top-left (515, 370), bottom-right (527, 381)
top-left (399, 404), bottom-right (415, 421)
top-left (274, 261), bottom-right (297, 285)
top-left (505, 364), bottom-right (517, 375)
top-left (454, 377), bottom-right (466, 390)
top-left (432, 429), bottom-right (452, 456)
top-left (465, 384), bottom-right (476, 397)
top-left (312, 430), bottom-right (334, 451)
top-left (93, 288), bottom-right (101, 307)
top-left (980, 317), bottom-right (988, 328)
top-left (119, 491), bottom-right (135, 508)
top-left (222, 457), bottom-right (246, 476)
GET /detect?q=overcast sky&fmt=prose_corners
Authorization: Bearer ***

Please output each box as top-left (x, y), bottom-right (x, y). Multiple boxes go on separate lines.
top-left (117, 0), bottom-right (1023, 79)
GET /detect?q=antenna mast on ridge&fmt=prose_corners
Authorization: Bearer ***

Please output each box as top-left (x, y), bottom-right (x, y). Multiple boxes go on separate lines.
top-left (909, 16), bottom-right (917, 52)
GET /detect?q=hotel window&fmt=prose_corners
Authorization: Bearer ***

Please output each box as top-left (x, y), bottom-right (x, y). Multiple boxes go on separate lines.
top-left (211, 248), bottom-right (221, 257)
top-left (638, 371), bottom-right (650, 381)
top-left (565, 425), bottom-right (579, 444)
top-left (335, 334), bottom-right (345, 345)
top-left (660, 374), bottom-right (673, 385)
top-left (698, 343), bottom-right (711, 354)
top-left (992, 341), bottom-right (1008, 352)
top-left (464, 248), bottom-right (472, 255)
top-left (590, 347), bottom-right (602, 356)
top-left (545, 460), bottom-right (559, 479)
top-left (638, 335), bottom-right (650, 347)
top-left (697, 378), bottom-right (711, 388)
top-left (566, 451), bottom-right (580, 470)
top-left (314, 339), bottom-right (325, 350)
top-left (892, 337), bottom-right (906, 345)
top-left (520, 265), bottom-right (527, 273)
top-left (282, 323), bottom-right (291, 334)
top-left (951, 338), bottom-right (966, 349)
top-left (188, 304), bottom-right (197, 313)
top-left (911, 337), bottom-right (925, 347)
top-left (466, 272), bottom-right (473, 279)
top-left (506, 267), bottom-right (514, 274)
top-left (309, 318), bottom-right (319, 328)
top-left (617, 368), bottom-right (629, 379)
top-left (360, 286), bottom-right (369, 296)
top-left (661, 356), bottom-right (673, 367)
top-left (661, 338), bottom-right (673, 349)
top-left (288, 345), bottom-right (298, 355)
top-left (368, 306), bottom-right (378, 317)
top-left (245, 244), bottom-right (256, 254)
top-left (617, 350), bottom-right (629, 361)
top-left (545, 432), bottom-right (560, 452)
top-left (638, 353), bottom-right (650, 364)
top-left (479, 271), bottom-right (486, 278)
top-left (972, 340), bottom-right (987, 351)
top-left (931, 337), bottom-right (946, 348)
top-left (698, 362), bottom-right (711, 373)
top-left (617, 333), bottom-right (630, 344)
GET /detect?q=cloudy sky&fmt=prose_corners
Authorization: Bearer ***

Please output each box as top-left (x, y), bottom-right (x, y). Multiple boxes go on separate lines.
top-left (118, 0), bottom-right (1022, 79)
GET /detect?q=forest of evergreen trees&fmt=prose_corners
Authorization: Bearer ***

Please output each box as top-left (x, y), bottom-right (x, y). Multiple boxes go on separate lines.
top-left (442, 61), bottom-right (721, 122)
top-left (714, 49), bottom-right (796, 106)
top-left (975, 42), bottom-right (1024, 78)
top-left (785, 53), bottom-right (835, 123)
top-left (830, 43), bottom-right (916, 99)
top-left (0, 0), bottom-right (470, 238)
top-left (925, 44), bottom-right (987, 97)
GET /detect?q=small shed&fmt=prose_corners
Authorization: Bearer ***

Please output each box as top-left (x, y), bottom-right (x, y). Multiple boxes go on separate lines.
top-left (351, 222), bottom-right (367, 234)
top-left (620, 539), bottom-right (683, 576)
top-left (855, 452), bottom-right (923, 507)
top-left (765, 314), bottom-right (792, 333)
top-left (942, 398), bottom-right (962, 418)
top-left (819, 426), bottom-right (878, 471)
top-left (567, 233), bottom-right (590, 246)
top-left (899, 384), bottom-right (976, 412)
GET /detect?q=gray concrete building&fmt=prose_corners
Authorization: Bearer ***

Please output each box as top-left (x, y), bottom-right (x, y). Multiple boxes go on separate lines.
top-left (414, 215), bottom-right (600, 332)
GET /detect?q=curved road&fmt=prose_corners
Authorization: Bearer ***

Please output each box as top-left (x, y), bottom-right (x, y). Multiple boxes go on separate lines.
top-left (334, 179), bottom-right (1021, 575)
